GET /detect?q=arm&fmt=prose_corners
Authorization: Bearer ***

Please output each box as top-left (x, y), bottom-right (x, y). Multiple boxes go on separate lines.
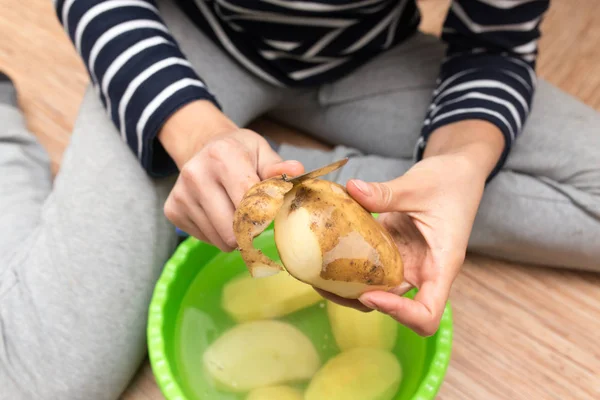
top-left (327, 1), bottom-right (551, 335)
top-left (423, 119), bottom-right (504, 172)
top-left (54, 0), bottom-right (304, 251)
top-left (416, 0), bottom-right (550, 180)
top-left (337, 121), bottom-right (505, 336)
top-left (53, 0), bottom-right (221, 176)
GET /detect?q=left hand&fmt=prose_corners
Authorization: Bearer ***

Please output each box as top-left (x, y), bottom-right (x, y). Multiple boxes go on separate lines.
top-left (318, 121), bottom-right (505, 336)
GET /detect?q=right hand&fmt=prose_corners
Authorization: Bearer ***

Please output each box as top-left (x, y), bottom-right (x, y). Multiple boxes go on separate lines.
top-left (159, 101), bottom-right (304, 251)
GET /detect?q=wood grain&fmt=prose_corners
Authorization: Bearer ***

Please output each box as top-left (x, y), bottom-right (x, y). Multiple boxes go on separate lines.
top-left (1, 0), bottom-right (599, 399)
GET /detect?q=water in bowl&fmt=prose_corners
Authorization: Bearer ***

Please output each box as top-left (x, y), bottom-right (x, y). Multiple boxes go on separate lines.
top-left (172, 230), bottom-right (427, 399)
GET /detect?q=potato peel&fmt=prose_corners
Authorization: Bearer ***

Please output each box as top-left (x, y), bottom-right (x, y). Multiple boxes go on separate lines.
top-left (233, 176), bottom-right (293, 278)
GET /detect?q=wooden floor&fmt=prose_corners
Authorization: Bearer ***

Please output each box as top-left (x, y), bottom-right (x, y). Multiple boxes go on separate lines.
top-left (1, 1), bottom-right (599, 399)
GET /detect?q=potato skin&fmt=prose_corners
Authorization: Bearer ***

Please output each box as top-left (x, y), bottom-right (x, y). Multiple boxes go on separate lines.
top-left (233, 177), bottom-right (293, 276)
top-left (277, 179), bottom-right (403, 289)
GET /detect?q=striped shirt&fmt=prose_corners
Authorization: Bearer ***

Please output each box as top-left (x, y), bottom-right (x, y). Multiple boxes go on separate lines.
top-left (54, 0), bottom-right (550, 178)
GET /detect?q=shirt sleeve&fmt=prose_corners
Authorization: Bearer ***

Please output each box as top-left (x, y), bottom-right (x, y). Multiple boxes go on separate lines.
top-left (415, 0), bottom-right (550, 180)
top-left (53, 0), bottom-right (221, 177)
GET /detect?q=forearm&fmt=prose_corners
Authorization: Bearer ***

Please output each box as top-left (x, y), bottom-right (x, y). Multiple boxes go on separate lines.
top-left (54, 0), bottom-right (220, 176)
top-left (422, 120), bottom-right (505, 180)
top-left (417, 0), bottom-right (550, 182)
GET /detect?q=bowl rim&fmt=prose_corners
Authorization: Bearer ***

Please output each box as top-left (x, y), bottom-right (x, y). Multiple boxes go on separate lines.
top-left (147, 237), bottom-right (453, 400)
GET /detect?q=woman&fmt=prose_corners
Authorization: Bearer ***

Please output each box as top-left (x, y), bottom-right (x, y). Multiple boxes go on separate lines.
top-left (1, 0), bottom-right (598, 398)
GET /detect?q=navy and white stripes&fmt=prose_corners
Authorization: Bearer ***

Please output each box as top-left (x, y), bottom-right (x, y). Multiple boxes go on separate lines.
top-left (418, 0), bottom-right (549, 178)
top-left (54, 0), bottom-right (549, 178)
top-left (55, 0), bottom-right (219, 175)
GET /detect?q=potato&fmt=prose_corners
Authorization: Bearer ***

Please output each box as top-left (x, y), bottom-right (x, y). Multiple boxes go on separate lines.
top-left (275, 179), bottom-right (403, 298)
top-left (233, 175), bottom-right (404, 299)
top-left (222, 272), bottom-right (322, 322)
top-left (327, 300), bottom-right (397, 351)
top-left (203, 320), bottom-right (320, 393)
top-left (305, 348), bottom-right (402, 400)
top-left (246, 386), bottom-right (303, 400)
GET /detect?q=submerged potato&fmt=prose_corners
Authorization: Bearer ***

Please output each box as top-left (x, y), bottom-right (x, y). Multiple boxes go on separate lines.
top-left (327, 300), bottom-right (397, 351)
top-left (203, 320), bottom-right (320, 393)
top-left (233, 176), bottom-right (404, 299)
top-left (222, 272), bottom-right (322, 322)
top-left (305, 348), bottom-right (402, 400)
top-left (246, 385), bottom-right (303, 400)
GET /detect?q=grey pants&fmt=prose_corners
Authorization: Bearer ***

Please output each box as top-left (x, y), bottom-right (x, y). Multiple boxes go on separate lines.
top-left (1, 0), bottom-right (599, 398)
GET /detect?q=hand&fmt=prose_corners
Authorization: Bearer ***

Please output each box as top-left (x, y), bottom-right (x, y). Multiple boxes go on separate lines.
top-left (159, 101), bottom-right (304, 251)
top-left (322, 120), bottom-right (505, 336)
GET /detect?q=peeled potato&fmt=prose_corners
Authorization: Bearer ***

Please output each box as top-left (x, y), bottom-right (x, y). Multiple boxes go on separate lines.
top-left (246, 385), bottom-right (303, 400)
top-left (233, 176), bottom-right (404, 299)
top-left (222, 272), bottom-right (322, 322)
top-left (327, 300), bottom-right (397, 351)
top-left (305, 348), bottom-right (402, 400)
top-left (203, 320), bottom-right (320, 393)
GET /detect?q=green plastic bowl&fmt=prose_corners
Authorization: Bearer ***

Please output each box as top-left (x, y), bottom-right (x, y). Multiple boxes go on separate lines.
top-left (148, 227), bottom-right (452, 400)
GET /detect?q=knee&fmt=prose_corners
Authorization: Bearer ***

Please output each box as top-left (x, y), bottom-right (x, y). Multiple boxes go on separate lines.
top-left (0, 258), bottom-right (151, 400)
top-left (565, 141), bottom-right (600, 197)
top-left (1, 338), bottom-right (144, 400)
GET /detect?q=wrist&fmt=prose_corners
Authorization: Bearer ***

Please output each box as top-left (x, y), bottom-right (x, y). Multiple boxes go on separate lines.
top-left (423, 120), bottom-right (505, 179)
top-left (158, 100), bottom-right (237, 168)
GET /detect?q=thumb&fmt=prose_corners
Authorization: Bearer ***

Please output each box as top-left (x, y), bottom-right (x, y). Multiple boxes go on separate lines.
top-left (347, 178), bottom-right (408, 213)
top-left (257, 139), bottom-right (305, 179)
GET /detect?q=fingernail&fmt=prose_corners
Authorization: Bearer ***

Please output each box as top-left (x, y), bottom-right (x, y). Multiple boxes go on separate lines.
top-left (359, 295), bottom-right (378, 310)
top-left (282, 160), bottom-right (302, 168)
top-left (352, 180), bottom-right (372, 196)
top-left (390, 282), bottom-right (413, 296)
